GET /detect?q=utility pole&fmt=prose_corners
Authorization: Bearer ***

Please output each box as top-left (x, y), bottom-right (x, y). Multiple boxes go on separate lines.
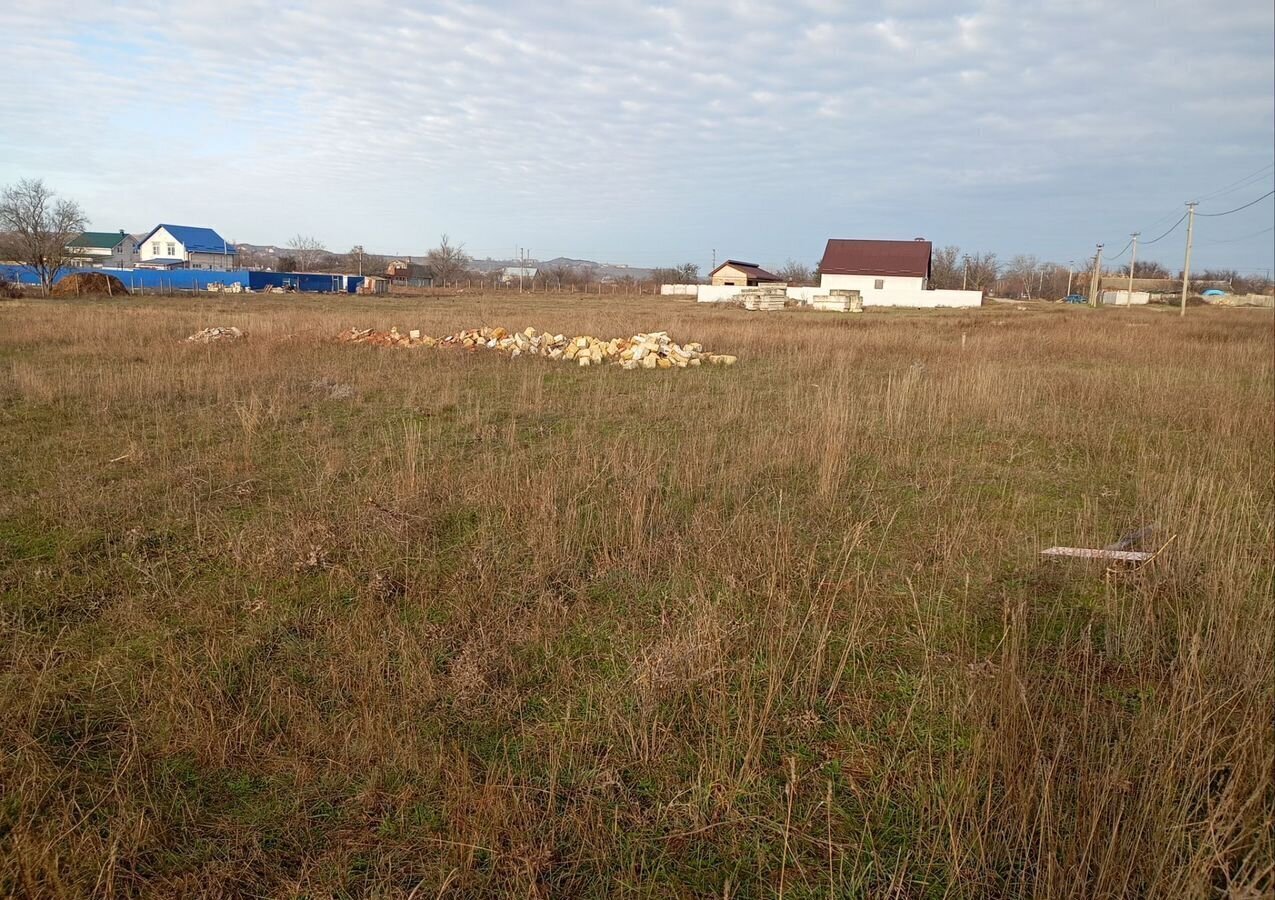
top-left (712, 249), bottom-right (716, 272)
top-left (518, 247), bottom-right (525, 293)
top-left (962, 255), bottom-right (970, 290)
top-left (1125, 233), bottom-right (1139, 307)
top-left (1180, 201), bottom-right (1198, 317)
top-left (1088, 244), bottom-right (1103, 307)
top-left (1066, 260), bottom-right (1074, 297)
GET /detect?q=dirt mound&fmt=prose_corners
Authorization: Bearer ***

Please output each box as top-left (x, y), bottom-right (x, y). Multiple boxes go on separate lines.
top-left (51, 273), bottom-right (130, 296)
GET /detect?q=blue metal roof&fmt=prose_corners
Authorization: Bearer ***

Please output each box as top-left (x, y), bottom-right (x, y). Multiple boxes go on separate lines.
top-left (138, 224), bottom-right (234, 254)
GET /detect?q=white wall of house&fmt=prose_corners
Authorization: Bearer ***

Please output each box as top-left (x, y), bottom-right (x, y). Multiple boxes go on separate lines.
top-left (819, 273), bottom-right (927, 293)
top-left (862, 288), bottom-right (982, 308)
top-left (72, 239), bottom-right (138, 268)
top-left (71, 246), bottom-right (112, 266)
top-left (792, 286), bottom-right (981, 307)
top-left (139, 227), bottom-right (184, 262)
top-left (816, 273), bottom-right (981, 308)
top-left (188, 250), bottom-right (237, 270)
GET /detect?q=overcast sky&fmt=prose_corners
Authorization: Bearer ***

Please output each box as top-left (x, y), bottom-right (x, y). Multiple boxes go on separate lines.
top-left (2, 0), bottom-right (1272, 273)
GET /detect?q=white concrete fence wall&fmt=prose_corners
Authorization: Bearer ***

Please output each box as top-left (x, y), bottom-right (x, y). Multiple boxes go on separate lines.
top-left (1101, 290), bottom-right (1151, 306)
top-left (696, 284), bottom-right (755, 303)
top-left (661, 284), bottom-right (984, 308)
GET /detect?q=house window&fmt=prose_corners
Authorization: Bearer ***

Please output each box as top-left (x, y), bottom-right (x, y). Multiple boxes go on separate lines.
top-left (874, 279), bottom-right (884, 289)
top-left (167, 242), bottom-right (176, 257)
top-left (152, 242), bottom-right (160, 255)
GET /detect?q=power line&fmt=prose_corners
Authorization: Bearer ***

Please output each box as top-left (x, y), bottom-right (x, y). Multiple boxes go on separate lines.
top-left (1103, 237), bottom-right (1134, 261)
top-left (1196, 163), bottom-right (1275, 202)
top-left (1140, 211), bottom-right (1189, 245)
top-left (1139, 204), bottom-right (1189, 232)
top-left (1198, 226), bottom-right (1275, 245)
top-left (1198, 190), bottom-right (1275, 217)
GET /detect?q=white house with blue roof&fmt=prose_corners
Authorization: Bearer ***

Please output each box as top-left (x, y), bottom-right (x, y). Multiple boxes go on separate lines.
top-left (136, 224), bottom-right (237, 270)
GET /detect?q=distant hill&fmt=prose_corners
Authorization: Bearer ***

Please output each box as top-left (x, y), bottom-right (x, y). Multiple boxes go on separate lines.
top-left (235, 244), bottom-right (655, 280)
top-left (472, 256), bottom-right (654, 281)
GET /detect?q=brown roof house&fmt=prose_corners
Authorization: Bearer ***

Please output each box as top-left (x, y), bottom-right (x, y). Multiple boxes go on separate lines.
top-left (816, 238), bottom-right (981, 308)
top-left (709, 259), bottom-right (783, 286)
top-left (387, 259), bottom-right (434, 288)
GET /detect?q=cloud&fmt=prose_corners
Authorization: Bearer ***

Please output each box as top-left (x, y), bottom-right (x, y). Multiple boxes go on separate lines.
top-left (0, 0), bottom-right (1271, 271)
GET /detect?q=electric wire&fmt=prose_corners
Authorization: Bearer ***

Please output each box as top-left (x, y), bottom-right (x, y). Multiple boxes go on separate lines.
top-left (1197, 190), bottom-right (1275, 217)
top-left (1103, 238), bottom-right (1133, 262)
top-left (1196, 163), bottom-right (1274, 201)
top-left (1198, 226), bottom-right (1275, 245)
top-left (1139, 211), bottom-right (1189, 245)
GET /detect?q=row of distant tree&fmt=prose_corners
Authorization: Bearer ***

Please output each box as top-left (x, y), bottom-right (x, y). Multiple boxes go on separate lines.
top-left (928, 245), bottom-right (1273, 298)
top-left (3, 179), bottom-right (1271, 297)
top-left (735, 247), bottom-right (1273, 298)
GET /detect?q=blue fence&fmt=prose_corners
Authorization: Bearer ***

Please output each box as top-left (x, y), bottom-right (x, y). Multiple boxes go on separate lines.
top-left (0, 265), bottom-right (365, 294)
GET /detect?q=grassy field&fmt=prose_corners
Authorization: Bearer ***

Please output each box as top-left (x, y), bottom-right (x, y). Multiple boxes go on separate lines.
top-left (1, 292), bottom-right (1271, 898)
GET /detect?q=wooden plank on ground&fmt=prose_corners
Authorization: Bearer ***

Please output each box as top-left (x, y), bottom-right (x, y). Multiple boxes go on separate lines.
top-left (1041, 546), bottom-right (1154, 562)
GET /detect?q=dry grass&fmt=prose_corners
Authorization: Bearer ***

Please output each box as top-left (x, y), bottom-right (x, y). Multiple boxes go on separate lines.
top-left (0, 293), bottom-right (1271, 897)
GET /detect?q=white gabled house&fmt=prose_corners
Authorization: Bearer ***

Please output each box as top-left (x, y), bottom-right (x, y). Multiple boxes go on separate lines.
top-left (816, 238), bottom-right (982, 308)
top-left (136, 224), bottom-right (237, 270)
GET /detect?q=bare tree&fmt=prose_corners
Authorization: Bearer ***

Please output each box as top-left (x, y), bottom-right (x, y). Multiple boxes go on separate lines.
top-left (0, 178), bottom-right (87, 295)
top-left (1132, 260), bottom-right (1170, 278)
top-left (287, 234), bottom-right (326, 271)
top-left (1005, 254), bottom-right (1041, 298)
top-left (237, 247), bottom-right (275, 270)
top-left (676, 263), bottom-right (700, 283)
top-left (929, 245), bottom-right (962, 289)
top-left (777, 259), bottom-right (813, 285)
top-left (546, 264), bottom-right (572, 289)
top-left (966, 252), bottom-right (999, 292)
top-left (426, 234), bottom-right (471, 285)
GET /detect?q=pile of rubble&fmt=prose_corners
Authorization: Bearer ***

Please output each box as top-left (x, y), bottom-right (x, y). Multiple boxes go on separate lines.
top-left (339, 326), bottom-right (737, 369)
top-left (185, 326), bottom-right (245, 343)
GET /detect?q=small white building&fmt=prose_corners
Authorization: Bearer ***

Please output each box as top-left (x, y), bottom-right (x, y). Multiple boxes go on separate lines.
top-left (818, 238), bottom-right (981, 308)
top-left (136, 224), bottom-right (237, 270)
top-left (501, 266), bottom-right (537, 283)
top-left (66, 231), bottom-right (139, 268)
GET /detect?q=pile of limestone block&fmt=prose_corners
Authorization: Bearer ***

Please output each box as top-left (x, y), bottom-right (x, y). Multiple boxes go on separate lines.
top-left (740, 286), bottom-right (787, 311)
top-left (339, 326), bottom-right (737, 369)
top-left (811, 289), bottom-right (864, 312)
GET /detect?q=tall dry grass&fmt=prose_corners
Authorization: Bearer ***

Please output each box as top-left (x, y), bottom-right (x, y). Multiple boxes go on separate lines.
top-left (0, 294), bottom-right (1270, 897)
